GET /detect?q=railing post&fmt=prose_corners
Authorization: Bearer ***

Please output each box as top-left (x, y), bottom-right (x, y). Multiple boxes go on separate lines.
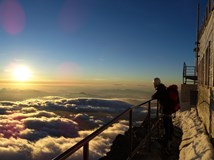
top-left (156, 100), bottom-right (159, 120)
top-left (129, 109), bottom-right (133, 157)
top-left (148, 101), bottom-right (151, 151)
top-left (156, 100), bottom-right (160, 138)
top-left (83, 143), bottom-right (89, 160)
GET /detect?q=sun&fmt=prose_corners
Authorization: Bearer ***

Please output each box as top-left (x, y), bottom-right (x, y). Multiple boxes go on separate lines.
top-left (13, 66), bottom-right (32, 81)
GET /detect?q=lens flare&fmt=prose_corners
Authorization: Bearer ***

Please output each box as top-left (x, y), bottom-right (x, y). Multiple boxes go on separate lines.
top-left (0, 0), bottom-right (26, 35)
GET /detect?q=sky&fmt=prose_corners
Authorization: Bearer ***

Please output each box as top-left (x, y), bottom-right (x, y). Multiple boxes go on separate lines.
top-left (0, 0), bottom-right (208, 90)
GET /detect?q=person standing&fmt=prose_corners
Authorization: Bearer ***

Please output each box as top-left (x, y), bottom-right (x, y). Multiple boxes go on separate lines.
top-left (151, 77), bottom-right (173, 149)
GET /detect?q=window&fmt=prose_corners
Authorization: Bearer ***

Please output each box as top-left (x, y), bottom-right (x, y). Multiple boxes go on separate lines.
top-left (201, 56), bottom-right (205, 85)
top-left (205, 41), bottom-right (211, 86)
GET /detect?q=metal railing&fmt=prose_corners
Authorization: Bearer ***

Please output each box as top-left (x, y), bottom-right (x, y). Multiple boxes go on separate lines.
top-left (183, 62), bottom-right (197, 84)
top-left (52, 99), bottom-right (159, 160)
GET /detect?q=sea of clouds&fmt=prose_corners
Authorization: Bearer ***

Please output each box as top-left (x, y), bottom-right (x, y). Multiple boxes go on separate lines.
top-left (0, 96), bottom-right (152, 160)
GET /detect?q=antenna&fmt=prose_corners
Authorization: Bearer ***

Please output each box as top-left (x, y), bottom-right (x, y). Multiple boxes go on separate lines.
top-left (195, 0), bottom-right (200, 73)
top-left (196, 0), bottom-right (200, 42)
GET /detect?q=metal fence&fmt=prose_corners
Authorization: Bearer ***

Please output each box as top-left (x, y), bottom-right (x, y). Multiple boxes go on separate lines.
top-left (183, 62), bottom-right (197, 84)
top-left (52, 99), bottom-right (159, 160)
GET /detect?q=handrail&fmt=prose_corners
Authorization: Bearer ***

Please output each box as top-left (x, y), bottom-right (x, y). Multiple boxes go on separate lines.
top-left (52, 99), bottom-right (157, 160)
top-left (183, 62), bottom-right (197, 84)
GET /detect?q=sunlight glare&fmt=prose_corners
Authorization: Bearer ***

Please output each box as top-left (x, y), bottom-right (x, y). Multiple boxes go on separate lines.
top-left (13, 66), bottom-right (32, 81)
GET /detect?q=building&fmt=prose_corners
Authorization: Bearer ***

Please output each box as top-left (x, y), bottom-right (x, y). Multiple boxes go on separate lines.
top-left (194, 0), bottom-right (214, 139)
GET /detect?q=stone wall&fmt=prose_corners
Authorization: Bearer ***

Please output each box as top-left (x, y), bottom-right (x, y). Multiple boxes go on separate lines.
top-left (197, 85), bottom-right (214, 138)
top-left (197, 85), bottom-right (210, 134)
top-left (198, 11), bottom-right (214, 86)
top-left (197, 6), bottom-right (214, 139)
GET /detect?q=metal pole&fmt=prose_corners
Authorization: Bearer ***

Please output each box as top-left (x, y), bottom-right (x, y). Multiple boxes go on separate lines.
top-left (196, 0), bottom-right (200, 73)
top-left (195, 0), bottom-right (200, 115)
top-left (83, 143), bottom-right (89, 160)
top-left (209, 0), bottom-right (211, 12)
top-left (148, 101), bottom-right (151, 151)
top-left (156, 100), bottom-right (160, 136)
top-left (129, 110), bottom-right (133, 157)
top-left (156, 100), bottom-right (159, 119)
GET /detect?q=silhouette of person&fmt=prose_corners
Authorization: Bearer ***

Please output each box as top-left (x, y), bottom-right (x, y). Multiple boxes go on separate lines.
top-left (152, 77), bottom-right (173, 149)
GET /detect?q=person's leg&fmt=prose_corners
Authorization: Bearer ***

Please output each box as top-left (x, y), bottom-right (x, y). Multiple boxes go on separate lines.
top-left (169, 116), bottom-right (174, 140)
top-left (164, 116), bottom-right (174, 140)
top-left (163, 115), bottom-right (170, 145)
top-left (165, 116), bottom-right (174, 153)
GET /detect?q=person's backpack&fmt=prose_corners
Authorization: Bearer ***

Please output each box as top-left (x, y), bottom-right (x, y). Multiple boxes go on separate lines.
top-left (167, 84), bottom-right (180, 113)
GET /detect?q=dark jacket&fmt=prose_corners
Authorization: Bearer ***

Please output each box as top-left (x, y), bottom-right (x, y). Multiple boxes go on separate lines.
top-left (152, 83), bottom-right (171, 115)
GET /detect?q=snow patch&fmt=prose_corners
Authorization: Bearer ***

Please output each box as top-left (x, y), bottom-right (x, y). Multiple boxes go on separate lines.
top-left (175, 108), bottom-right (214, 160)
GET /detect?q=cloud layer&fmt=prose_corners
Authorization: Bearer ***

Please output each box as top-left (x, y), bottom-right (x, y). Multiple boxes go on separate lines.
top-left (0, 97), bottom-right (141, 160)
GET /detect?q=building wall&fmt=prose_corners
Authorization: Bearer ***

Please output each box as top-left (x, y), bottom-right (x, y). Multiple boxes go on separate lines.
top-left (197, 85), bottom-right (213, 137)
top-left (197, 10), bottom-right (214, 138)
top-left (198, 13), bottom-right (214, 87)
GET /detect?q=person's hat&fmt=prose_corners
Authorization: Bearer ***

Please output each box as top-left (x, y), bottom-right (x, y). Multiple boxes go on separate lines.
top-left (153, 77), bottom-right (161, 86)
